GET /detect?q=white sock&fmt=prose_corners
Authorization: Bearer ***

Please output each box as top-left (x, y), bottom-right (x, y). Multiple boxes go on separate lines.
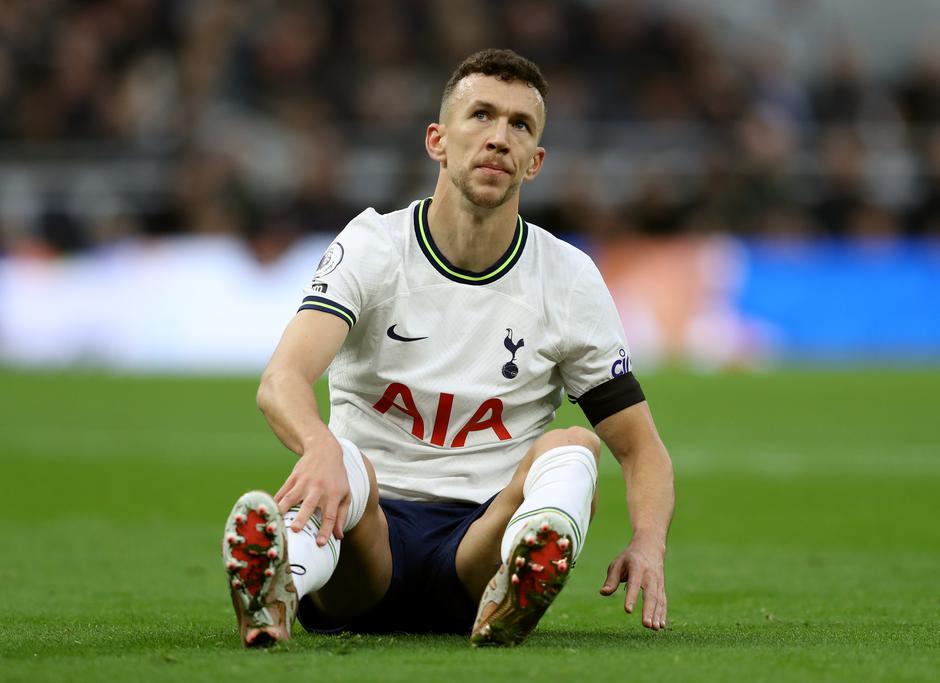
top-left (283, 437), bottom-right (370, 597)
top-left (499, 445), bottom-right (598, 564)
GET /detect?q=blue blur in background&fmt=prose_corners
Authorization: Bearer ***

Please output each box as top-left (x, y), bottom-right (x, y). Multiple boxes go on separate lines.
top-left (738, 240), bottom-right (940, 362)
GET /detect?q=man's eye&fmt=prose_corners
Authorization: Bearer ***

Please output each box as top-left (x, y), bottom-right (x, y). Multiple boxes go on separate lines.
top-left (474, 111), bottom-right (488, 120)
top-left (513, 120), bottom-right (530, 131)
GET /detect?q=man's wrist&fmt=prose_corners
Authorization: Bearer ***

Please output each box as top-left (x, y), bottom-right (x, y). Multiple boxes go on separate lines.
top-left (629, 527), bottom-right (668, 553)
top-left (299, 425), bottom-right (339, 458)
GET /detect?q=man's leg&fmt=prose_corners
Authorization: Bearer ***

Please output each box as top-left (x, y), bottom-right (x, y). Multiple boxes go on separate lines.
top-left (456, 427), bottom-right (601, 645)
top-left (223, 439), bottom-right (393, 645)
top-left (296, 446), bottom-right (393, 623)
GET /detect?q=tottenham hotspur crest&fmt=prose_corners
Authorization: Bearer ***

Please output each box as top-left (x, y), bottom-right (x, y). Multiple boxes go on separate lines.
top-left (501, 328), bottom-right (525, 379)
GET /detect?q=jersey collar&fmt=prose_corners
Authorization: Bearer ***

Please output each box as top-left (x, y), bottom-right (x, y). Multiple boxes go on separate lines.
top-left (413, 197), bottom-right (528, 286)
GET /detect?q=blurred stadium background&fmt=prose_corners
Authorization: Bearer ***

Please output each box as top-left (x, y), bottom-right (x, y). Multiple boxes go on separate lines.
top-left (1, 0), bottom-right (939, 371)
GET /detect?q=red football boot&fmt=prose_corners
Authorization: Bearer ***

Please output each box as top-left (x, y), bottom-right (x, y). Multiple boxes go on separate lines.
top-left (222, 491), bottom-right (297, 647)
top-left (471, 513), bottom-right (576, 646)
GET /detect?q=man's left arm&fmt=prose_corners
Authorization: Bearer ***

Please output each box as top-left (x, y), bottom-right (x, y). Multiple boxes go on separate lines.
top-left (594, 400), bottom-right (675, 631)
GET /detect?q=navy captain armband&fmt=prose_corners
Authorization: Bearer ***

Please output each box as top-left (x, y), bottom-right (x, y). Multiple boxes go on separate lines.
top-left (570, 372), bottom-right (646, 426)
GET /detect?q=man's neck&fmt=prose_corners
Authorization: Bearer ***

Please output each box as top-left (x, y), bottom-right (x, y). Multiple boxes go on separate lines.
top-left (427, 178), bottom-right (521, 272)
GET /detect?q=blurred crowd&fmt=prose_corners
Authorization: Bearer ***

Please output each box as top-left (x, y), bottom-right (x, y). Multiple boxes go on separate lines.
top-left (2, 0), bottom-right (940, 259)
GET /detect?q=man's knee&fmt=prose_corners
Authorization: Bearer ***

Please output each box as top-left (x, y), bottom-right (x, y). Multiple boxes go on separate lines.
top-left (533, 426), bottom-right (601, 466)
top-left (501, 427), bottom-right (601, 508)
top-left (528, 427), bottom-right (601, 518)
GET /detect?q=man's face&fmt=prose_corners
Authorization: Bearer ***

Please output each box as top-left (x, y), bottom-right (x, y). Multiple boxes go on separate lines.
top-left (432, 74), bottom-right (546, 209)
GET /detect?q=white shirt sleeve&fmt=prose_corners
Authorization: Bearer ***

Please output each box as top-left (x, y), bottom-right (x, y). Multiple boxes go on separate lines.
top-left (557, 254), bottom-right (634, 400)
top-left (298, 209), bottom-right (393, 328)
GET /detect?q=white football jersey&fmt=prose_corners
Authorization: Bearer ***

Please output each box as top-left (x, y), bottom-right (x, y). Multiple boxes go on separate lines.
top-left (300, 198), bottom-right (642, 503)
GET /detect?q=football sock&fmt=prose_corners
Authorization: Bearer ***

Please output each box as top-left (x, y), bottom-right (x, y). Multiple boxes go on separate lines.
top-left (282, 437), bottom-right (371, 597)
top-left (499, 445), bottom-right (598, 564)
top-left (336, 437), bottom-right (370, 534)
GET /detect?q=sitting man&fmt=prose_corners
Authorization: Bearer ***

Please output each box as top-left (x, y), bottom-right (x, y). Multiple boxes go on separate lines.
top-left (222, 48), bottom-right (674, 647)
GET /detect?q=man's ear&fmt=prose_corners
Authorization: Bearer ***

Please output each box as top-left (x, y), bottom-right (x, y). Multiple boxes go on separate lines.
top-left (426, 123), bottom-right (447, 164)
top-left (524, 147), bottom-right (546, 182)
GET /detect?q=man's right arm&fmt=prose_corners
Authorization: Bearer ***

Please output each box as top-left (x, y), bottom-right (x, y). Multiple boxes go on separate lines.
top-left (256, 310), bottom-right (350, 545)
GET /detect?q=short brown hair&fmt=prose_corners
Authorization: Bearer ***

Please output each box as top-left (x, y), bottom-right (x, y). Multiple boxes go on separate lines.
top-left (440, 49), bottom-right (548, 118)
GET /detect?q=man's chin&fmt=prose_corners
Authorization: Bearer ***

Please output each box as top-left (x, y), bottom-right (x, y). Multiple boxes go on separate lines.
top-left (458, 180), bottom-right (518, 209)
top-left (467, 193), bottom-right (506, 209)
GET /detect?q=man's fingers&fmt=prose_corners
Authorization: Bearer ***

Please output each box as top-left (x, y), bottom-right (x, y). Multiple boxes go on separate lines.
top-left (275, 485), bottom-right (300, 516)
top-left (274, 477), bottom-right (295, 509)
top-left (317, 499), bottom-right (339, 546)
top-left (623, 571), bottom-right (642, 613)
top-left (642, 581), bottom-right (668, 630)
top-left (292, 495), bottom-right (319, 533)
top-left (599, 559), bottom-right (625, 596)
top-left (655, 594), bottom-right (668, 630)
top-left (642, 583), bottom-right (657, 629)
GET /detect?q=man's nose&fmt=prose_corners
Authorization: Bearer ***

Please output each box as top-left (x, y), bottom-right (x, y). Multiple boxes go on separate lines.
top-left (486, 119), bottom-right (510, 153)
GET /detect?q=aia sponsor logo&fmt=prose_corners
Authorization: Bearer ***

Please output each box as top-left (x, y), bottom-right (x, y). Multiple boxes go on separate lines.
top-left (372, 383), bottom-right (511, 447)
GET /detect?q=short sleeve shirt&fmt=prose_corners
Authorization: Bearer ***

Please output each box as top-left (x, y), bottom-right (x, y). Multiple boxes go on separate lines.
top-left (299, 199), bottom-right (641, 503)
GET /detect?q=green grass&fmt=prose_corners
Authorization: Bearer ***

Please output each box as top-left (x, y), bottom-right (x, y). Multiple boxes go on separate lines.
top-left (1, 368), bottom-right (938, 682)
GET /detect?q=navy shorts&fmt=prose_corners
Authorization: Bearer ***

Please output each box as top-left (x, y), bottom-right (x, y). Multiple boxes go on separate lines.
top-left (297, 494), bottom-right (496, 634)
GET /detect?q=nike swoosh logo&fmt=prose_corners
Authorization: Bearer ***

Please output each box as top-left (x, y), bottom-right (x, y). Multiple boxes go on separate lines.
top-left (387, 325), bottom-right (428, 342)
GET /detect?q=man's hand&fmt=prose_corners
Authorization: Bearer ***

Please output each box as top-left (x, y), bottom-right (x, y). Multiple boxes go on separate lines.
top-left (599, 530), bottom-right (668, 630)
top-left (273, 434), bottom-right (350, 546)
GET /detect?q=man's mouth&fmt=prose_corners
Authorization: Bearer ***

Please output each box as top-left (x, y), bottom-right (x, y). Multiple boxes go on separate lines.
top-left (476, 163), bottom-right (510, 175)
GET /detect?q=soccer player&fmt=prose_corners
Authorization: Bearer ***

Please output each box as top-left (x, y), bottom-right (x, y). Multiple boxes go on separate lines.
top-left (222, 49), bottom-right (675, 647)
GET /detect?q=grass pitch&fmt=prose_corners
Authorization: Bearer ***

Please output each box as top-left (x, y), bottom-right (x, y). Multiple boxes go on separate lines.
top-left (1, 368), bottom-right (938, 682)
